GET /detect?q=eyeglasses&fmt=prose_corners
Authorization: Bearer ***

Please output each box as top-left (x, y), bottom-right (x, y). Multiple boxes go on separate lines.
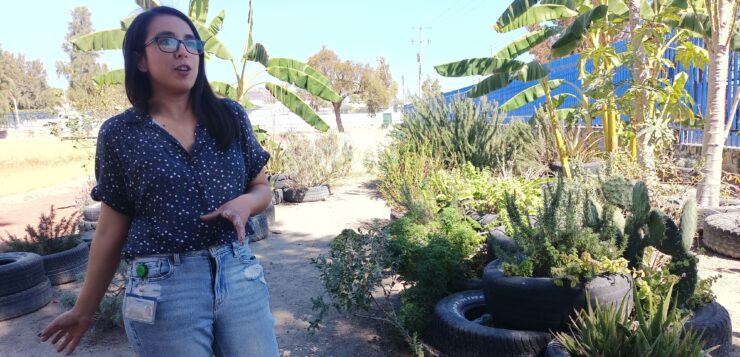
top-left (144, 36), bottom-right (204, 55)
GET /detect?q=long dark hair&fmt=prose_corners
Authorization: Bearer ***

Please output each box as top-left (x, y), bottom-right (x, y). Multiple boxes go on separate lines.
top-left (122, 6), bottom-right (236, 150)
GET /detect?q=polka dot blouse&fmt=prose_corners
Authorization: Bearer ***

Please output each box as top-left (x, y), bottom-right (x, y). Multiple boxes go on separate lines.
top-left (91, 99), bottom-right (270, 258)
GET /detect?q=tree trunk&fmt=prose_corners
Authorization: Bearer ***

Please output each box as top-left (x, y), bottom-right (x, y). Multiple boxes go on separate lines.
top-left (543, 80), bottom-right (571, 179)
top-left (627, 0), bottom-right (656, 181)
top-left (332, 101), bottom-right (345, 132)
top-left (11, 96), bottom-right (20, 128)
top-left (697, 0), bottom-right (733, 207)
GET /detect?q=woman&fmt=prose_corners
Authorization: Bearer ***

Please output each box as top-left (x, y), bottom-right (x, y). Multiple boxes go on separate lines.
top-left (39, 6), bottom-right (278, 356)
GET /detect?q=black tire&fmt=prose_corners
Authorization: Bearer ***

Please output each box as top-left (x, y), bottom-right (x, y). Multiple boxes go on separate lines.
top-left (482, 260), bottom-right (632, 331)
top-left (283, 185), bottom-right (331, 203)
top-left (42, 241), bottom-right (89, 285)
top-left (249, 211), bottom-right (270, 242)
top-left (450, 279), bottom-right (484, 293)
top-left (0, 278), bottom-right (53, 321)
top-left (82, 202), bottom-right (101, 221)
top-left (478, 213), bottom-right (498, 226)
top-left (78, 218), bottom-right (97, 232)
top-left (269, 173), bottom-right (293, 190)
top-left (486, 229), bottom-right (519, 261)
top-left (271, 189), bottom-right (284, 205)
top-left (703, 213), bottom-right (740, 259)
top-left (684, 302), bottom-right (733, 357)
top-left (697, 201), bottom-right (740, 230)
top-left (79, 231), bottom-right (95, 245)
top-left (584, 273), bottom-right (633, 314)
top-left (0, 252), bottom-right (47, 297)
top-left (545, 339), bottom-right (570, 357)
top-left (427, 290), bottom-right (552, 357)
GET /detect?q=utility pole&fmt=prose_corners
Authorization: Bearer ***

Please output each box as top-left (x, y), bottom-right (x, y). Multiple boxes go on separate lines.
top-left (411, 26), bottom-right (431, 97)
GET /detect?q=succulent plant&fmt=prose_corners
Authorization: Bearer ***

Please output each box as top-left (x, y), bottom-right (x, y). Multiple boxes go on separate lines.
top-left (601, 177), bottom-right (698, 306)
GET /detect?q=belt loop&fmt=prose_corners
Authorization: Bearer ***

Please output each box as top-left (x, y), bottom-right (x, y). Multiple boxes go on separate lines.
top-left (172, 253), bottom-right (181, 266)
top-left (231, 241), bottom-right (239, 257)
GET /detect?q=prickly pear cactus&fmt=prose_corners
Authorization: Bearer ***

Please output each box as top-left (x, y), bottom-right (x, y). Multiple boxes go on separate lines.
top-left (600, 178), bottom-right (699, 307)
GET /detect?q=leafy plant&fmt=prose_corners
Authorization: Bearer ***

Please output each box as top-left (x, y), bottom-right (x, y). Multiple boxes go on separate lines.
top-left (2, 205), bottom-right (81, 255)
top-left (392, 94), bottom-right (506, 170)
top-left (501, 176), bottom-right (625, 280)
top-left (375, 139), bottom-right (443, 212)
top-left (281, 132), bottom-right (353, 188)
top-left (555, 283), bottom-right (713, 357)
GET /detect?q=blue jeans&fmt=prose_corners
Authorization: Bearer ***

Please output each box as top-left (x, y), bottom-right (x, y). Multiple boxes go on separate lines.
top-left (122, 241), bottom-right (279, 357)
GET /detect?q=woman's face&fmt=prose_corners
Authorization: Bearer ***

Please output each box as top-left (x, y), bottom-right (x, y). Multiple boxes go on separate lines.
top-left (138, 14), bottom-right (200, 96)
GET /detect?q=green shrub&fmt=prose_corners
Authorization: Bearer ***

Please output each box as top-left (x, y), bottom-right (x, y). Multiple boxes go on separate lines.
top-left (376, 139), bottom-right (443, 213)
top-left (281, 132), bottom-right (353, 188)
top-left (501, 176), bottom-right (626, 280)
top-left (2, 205), bottom-right (81, 255)
top-left (60, 261), bottom-right (128, 332)
top-left (393, 94), bottom-right (506, 169)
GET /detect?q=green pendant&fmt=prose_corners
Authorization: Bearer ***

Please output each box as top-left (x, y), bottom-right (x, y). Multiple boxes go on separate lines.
top-left (136, 263), bottom-right (148, 279)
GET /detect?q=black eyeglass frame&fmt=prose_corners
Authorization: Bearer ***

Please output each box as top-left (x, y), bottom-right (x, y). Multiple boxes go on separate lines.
top-left (144, 36), bottom-right (205, 55)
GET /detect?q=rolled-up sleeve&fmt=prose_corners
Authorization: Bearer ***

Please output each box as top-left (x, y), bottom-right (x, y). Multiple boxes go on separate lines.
top-left (231, 101), bottom-right (270, 186)
top-left (90, 124), bottom-right (135, 216)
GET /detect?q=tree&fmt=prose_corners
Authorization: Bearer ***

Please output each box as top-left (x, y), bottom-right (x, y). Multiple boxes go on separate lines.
top-left (56, 7), bottom-right (127, 119)
top-left (361, 57), bottom-right (398, 116)
top-left (420, 75), bottom-right (442, 99)
top-left (694, 0), bottom-right (739, 206)
top-left (307, 47), bottom-right (398, 131)
top-left (0, 46), bottom-right (54, 126)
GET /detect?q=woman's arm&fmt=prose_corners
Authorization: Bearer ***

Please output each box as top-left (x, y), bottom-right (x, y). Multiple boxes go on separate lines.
top-left (40, 203), bottom-right (131, 354)
top-left (200, 167), bottom-right (270, 243)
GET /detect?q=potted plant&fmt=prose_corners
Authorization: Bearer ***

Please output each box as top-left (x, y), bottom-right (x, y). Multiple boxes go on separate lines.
top-left (3, 205), bottom-right (89, 285)
top-left (281, 132), bottom-right (353, 203)
top-left (484, 176), bottom-right (633, 331)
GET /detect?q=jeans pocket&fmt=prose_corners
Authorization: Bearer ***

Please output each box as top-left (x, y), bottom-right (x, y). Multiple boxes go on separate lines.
top-left (128, 257), bottom-right (174, 281)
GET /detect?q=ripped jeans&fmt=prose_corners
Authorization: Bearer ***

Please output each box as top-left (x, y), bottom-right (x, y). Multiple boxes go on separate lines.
top-left (122, 241), bottom-right (279, 357)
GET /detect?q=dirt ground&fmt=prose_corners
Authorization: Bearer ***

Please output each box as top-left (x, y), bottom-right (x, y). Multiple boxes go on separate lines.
top-left (0, 127), bottom-right (738, 356)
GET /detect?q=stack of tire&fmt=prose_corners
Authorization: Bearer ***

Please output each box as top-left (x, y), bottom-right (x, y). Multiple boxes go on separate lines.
top-left (269, 173), bottom-right (331, 204)
top-left (268, 173), bottom-right (292, 206)
top-left (703, 212), bottom-right (740, 259)
top-left (249, 203), bottom-right (275, 243)
top-left (78, 202), bottom-right (100, 245)
top-left (0, 252), bottom-right (53, 320)
top-left (427, 230), bottom-right (732, 356)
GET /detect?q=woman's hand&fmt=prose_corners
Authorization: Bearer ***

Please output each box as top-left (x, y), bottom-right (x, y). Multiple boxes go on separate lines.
top-left (200, 194), bottom-right (255, 244)
top-left (39, 309), bottom-right (94, 355)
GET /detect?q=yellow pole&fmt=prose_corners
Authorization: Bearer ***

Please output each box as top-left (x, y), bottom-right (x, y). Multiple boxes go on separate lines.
top-left (543, 80), bottom-right (571, 179)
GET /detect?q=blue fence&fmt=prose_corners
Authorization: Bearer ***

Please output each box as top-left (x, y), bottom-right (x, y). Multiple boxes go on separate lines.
top-left (443, 40), bottom-right (740, 147)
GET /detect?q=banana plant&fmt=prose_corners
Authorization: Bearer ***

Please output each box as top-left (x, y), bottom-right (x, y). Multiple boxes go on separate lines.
top-left (73, 0), bottom-right (340, 132)
top-left (435, 0), bottom-right (610, 178)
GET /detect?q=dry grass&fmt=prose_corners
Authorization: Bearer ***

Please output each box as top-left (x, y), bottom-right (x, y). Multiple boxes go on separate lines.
top-left (0, 138), bottom-right (93, 197)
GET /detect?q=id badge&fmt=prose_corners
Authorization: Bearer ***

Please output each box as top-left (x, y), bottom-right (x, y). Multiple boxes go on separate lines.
top-left (124, 283), bottom-right (161, 324)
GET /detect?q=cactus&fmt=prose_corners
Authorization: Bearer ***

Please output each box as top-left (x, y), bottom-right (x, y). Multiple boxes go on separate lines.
top-left (601, 178), bottom-right (699, 307)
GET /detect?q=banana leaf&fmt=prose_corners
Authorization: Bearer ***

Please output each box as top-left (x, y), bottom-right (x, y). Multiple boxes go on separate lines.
top-left (265, 83), bottom-right (329, 132)
top-left (245, 43), bottom-right (269, 67)
top-left (495, 3), bottom-right (578, 33)
top-left (210, 81), bottom-right (238, 100)
top-left (551, 5), bottom-right (608, 58)
top-left (188, 0), bottom-right (209, 26)
top-left (467, 73), bottom-right (513, 98)
top-left (195, 23), bottom-right (232, 60)
top-left (435, 58), bottom-right (523, 77)
top-left (208, 10), bottom-right (225, 35)
top-left (513, 60), bottom-right (550, 82)
top-left (92, 69), bottom-right (125, 86)
top-left (500, 79), bottom-right (564, 112)
top-left (493, 26), bottom-right (562, 60)
top-left (266, 59), bottom-right (341, 102)
top-left (73, 29), bottom-right (126, 51)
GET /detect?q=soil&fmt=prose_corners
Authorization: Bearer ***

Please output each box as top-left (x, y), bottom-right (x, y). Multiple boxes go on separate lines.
top-left (0, 127), bottom-right (737, 356)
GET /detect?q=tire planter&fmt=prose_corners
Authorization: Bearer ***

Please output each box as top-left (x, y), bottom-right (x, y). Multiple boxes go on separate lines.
top-left (545, 302), bottom-right (733, 357)
top-left (697, 199), bottom-right (740, 231)
top-left (271, 188), bottom-right (284, 205)
top-left (483, 260), bottom-right (633, 331)
top-left (82, 202), bottom-right (101, 221)
top-left (703, 212), bottom-right (740, 259)
top-left (0, 278), bottom-right (53, 321)
top-left (269, 173), bottom-right (293, 190)
top-left (42, 241), bottom-right (89, 285)
top-left (283, 185), bottom-right (331, 203)
top-left (0, 252), bottom-right (47, 297)
top-left (78, 218), bottom-right (98, 232)
top-left (427, 290), bottom-right (552, 357)
top-left (249, 208), bottom-right (271, 243)
top-left (486, 229), bottom-right (519, 261)
top-left (685, 301), bottom-right (733, 357)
